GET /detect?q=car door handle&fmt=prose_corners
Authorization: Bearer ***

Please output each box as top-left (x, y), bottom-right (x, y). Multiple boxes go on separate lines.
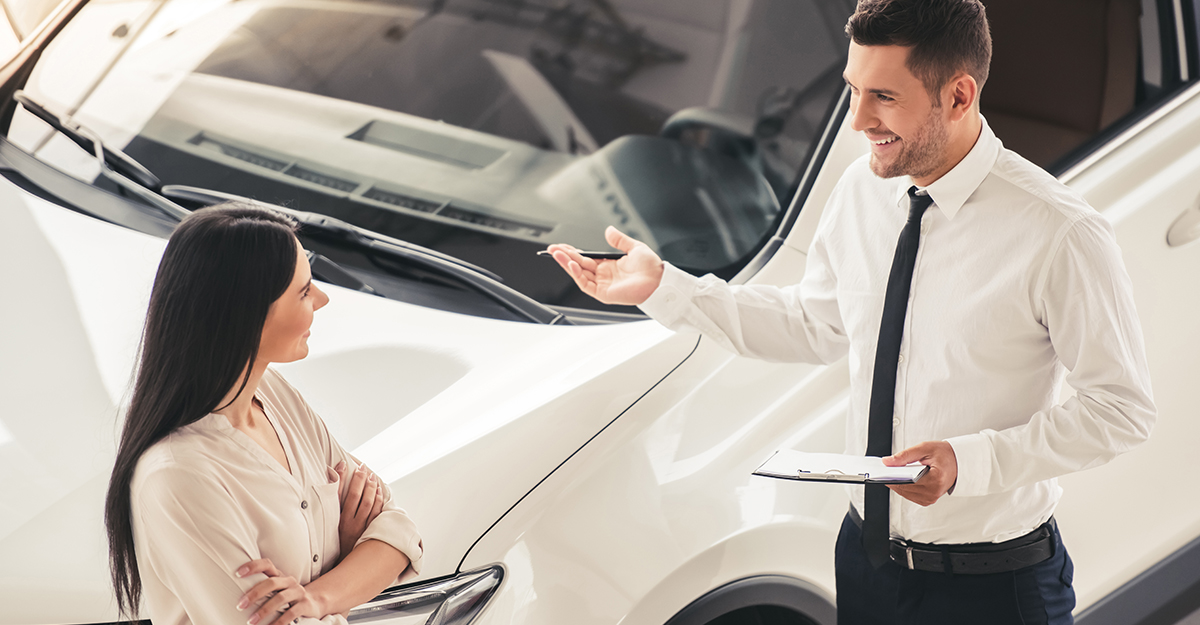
top-left (1167, 199), bottom-right (1200, 247)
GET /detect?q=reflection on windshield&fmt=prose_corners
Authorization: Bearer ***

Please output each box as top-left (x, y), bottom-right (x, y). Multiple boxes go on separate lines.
top-left (12, 0), bottom-right (854, 318)
top-left (195, 1), bottom-right (679, 151)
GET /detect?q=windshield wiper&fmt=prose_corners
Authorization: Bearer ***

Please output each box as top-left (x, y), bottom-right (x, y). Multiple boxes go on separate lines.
top-left (9, 93), bottom-right (567, 324)
top-left (161, 185), bottom-right (570, 325)
top-left (14, 90), bottom-right (190, 220)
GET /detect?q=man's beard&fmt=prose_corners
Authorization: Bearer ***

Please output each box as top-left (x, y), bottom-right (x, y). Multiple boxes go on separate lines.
top-left (869, 108), bottom-right (949, 180)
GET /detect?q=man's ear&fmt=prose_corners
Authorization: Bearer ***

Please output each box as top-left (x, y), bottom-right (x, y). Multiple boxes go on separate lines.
top-left (945, 72), bottom-right (979, 121)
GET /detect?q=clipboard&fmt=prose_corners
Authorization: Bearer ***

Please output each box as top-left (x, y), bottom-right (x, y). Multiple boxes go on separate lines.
top-left (753, 450), bottom-right (929, 484)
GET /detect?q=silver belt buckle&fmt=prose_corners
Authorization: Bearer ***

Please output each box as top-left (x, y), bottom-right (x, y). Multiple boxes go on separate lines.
top-left (906, 545), bottom-right (915, 570)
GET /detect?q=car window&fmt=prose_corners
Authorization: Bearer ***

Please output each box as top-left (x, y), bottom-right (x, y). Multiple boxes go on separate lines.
top-left (8, 0), bottom-right (856, 319)
top-left (982, 0), bottom-right (1199, 173)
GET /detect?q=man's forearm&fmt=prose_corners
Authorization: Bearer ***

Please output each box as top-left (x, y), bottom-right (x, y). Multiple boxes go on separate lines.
top-left (306, 539), bottom-right (411, 617)
top-left (641, 264), bottom-right (847, 364)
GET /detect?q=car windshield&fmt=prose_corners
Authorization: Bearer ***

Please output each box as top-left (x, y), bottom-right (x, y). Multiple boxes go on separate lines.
top-left (8, 0), bottom-right (853, 318)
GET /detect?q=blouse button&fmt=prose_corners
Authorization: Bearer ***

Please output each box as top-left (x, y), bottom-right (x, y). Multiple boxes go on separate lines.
top-left (300, 500), bottom-right (308, 509)
top-left (313, 554), bottom-right (319, 563)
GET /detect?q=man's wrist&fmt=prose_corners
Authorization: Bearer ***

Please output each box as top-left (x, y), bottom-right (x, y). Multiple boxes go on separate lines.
top-left (638, 262), bottom-right (697, 318)
top-left (944, 433), bottom-right (991, 498)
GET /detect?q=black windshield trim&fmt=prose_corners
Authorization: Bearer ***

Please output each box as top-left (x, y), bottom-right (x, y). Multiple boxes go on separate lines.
top-left (0, 136), bottom-right (176, 237)
top-left (161, 185), bottom-right (569, 325)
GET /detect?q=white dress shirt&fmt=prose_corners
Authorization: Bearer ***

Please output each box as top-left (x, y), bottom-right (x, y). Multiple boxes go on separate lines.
top-left (639, 118), bottom-right (1155, 545)
top-left (131, 368), bottom-right (424, 625)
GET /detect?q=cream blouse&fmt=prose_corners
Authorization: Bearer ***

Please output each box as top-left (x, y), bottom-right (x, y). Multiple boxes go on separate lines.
top-left (130, 368), bottom-right (423, 625)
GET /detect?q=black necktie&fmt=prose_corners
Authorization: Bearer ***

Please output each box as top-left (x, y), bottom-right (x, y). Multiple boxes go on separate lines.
top-left (862, 186), bottom-right (934, 568)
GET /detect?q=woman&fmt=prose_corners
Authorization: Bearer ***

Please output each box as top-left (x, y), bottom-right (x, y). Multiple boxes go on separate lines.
top-left (104, 204), bottom-right (423, 625)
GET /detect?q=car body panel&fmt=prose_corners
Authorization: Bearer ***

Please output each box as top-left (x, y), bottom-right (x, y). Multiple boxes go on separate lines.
top-left (461, 340), bottom-right (849, 625)
top-left (0, 184), bottom-right (699, 623)
top-left (4, 0), bottom-right (1200, 623)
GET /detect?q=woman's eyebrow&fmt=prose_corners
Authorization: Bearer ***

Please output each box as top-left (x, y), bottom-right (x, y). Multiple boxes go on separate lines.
top-left (300, 278), bottom-right (312, 292)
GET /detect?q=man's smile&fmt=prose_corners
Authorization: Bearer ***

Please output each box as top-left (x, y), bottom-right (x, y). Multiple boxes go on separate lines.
top-left (868, 134), bottom-right (902, 156)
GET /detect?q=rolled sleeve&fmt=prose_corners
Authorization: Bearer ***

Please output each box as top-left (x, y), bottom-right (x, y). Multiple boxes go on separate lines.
top-left (357, 506), bottom-right (424, 583)
top-left (328, 450), bottom-right (424, 582)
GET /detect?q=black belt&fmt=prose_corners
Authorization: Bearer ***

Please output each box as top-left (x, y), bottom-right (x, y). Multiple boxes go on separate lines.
top-left (848, 506), bottom-right (1056, 574)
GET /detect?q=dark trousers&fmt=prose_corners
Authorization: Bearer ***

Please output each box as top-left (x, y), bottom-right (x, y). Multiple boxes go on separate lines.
top-left (835, 513), bottom-right (1076, 625)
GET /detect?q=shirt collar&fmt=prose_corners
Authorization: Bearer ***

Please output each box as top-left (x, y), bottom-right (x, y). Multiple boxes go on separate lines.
top-left (891, 115), bottom-right (1000, 220)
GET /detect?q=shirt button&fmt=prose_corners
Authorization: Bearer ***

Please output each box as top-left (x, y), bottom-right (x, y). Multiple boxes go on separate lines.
top-left (897, 354), bottom-right (905, 364)
top-left (893, 417), bottom-right (901, 426)
top-left (313, 554), bottom-right (319, 563)
top-left (300, 500), bottom-right (308, 509)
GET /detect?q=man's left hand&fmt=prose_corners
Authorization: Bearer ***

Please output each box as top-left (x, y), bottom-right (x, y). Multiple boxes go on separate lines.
top-left (883, 441), bottom-right (958, 507)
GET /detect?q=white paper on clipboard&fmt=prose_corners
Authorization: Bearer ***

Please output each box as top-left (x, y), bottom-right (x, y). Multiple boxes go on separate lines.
top-left (753, 450), bottom-right (929, 484)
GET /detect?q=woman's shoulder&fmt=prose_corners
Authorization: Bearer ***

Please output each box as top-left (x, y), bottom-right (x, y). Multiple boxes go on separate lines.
top-left (130, 430), bottom-right (226, 502)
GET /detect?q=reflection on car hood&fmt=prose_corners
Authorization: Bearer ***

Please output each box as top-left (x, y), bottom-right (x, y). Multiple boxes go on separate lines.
top-left (0, 185), bottom-right (691, 624)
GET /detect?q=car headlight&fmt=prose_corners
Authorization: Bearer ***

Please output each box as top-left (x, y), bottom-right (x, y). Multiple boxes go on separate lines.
top-left (348, 565), bottom-right (503, 625)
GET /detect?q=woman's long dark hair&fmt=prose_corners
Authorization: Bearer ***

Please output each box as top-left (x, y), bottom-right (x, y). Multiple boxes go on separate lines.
top-left (105, 203), bottom-right (299, 619)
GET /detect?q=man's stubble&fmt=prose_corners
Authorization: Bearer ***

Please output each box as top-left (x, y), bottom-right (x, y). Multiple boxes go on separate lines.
top-left (869, 106), bottom-right (950, 181)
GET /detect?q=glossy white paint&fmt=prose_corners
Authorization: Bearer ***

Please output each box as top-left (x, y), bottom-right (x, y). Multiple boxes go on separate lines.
top-left (461, 340), bottom-right (851, 624)
top-left (3, 11), bottom-right (1200, 625)
top-left (0, 186), bottom-right (693, 623)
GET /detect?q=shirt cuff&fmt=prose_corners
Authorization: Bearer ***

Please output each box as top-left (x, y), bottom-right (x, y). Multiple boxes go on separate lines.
top-left (638, 263), bottom-right (697, 325)
top-left (358, 509), bottom-right (424, 582)
top-left (945, 433), bottom-right (994, 498)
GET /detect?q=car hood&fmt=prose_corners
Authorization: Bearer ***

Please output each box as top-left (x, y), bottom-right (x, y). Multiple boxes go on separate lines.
top-left (0, 186), bottom-right (693, 624)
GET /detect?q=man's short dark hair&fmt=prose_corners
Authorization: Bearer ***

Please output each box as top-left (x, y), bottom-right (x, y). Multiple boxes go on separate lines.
top-left (845, 0), bottom-right (992, 105)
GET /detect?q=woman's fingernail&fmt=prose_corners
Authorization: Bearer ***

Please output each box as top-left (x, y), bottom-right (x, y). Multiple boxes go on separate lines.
top-left (237, 598), bottom-right (248, 610)
top-left (369, 472), bottom-right (376, 482)
top-left (335, 460), bottom-right (344, 471)
top-left (247, 614), bottom-right (260, 625)
top-left (236, 566), bottom-right (248, 577)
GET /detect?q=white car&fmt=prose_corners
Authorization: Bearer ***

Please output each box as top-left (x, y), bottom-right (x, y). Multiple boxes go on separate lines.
top-left (1, 0), bottom-right (1199, 624)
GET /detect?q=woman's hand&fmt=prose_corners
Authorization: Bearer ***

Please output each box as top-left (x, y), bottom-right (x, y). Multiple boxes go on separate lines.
top-left (236, 558), bottom-right (325, 625)
top-left (335, 460), bottom-right (385, 559)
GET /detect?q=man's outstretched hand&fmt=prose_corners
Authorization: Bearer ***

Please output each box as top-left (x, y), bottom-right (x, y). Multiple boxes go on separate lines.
top-left (884, 441), bottom-right (958, 507)
top-left (547, 227), bottom-right (664, 306)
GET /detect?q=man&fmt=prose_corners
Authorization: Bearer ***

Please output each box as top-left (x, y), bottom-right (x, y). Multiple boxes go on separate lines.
top-left (547, 1), bottom-right (1156, 623)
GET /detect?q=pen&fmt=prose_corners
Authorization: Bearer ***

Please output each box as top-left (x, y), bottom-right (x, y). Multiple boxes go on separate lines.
top-left (537, 250), bottom-right (626, 260)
